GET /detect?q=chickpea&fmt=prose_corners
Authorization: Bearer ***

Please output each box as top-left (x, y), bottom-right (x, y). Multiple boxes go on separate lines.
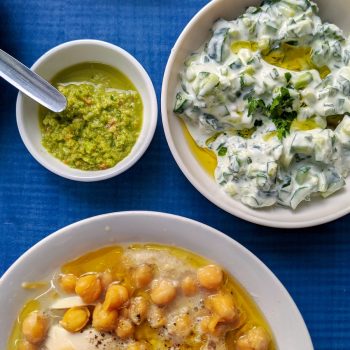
top-left (92, 303), bottom-right (118, 332)
top-left (17, 340), bottom-right (38, 350)
top-left (205, 293), bottom-right (238, 323)
top-left (133, 264), bottom-right (153, 289)
top-left (116, 317), bottom-right (135, 339)
top-left (100, 270), bottom-right (113, 291)
top-left (197, 265), bottom-right (223, 290)
top-left (147, 304), bottom-right (166, 329)
top-left (103, 284), bottom-right (129, 311)
top-left (181, 275), bottom-right (198, 296)
top-left (60, 306), bottom-right (90, 333)
top-left (22, 312), bottom-right (48, 345)
top-left (200, 315), bottom-right (226, 336)
top-left (127, 341), bottom-right (150, 350)
top-left (119, 307), bottom-right (129, 318)
top-left (129, 296), bottom-right (148, 325)
top-left (150, 279), bottom-right (177, 306)
top-left (58, 274), bottom-right (77, 294)
top-left (75, 274), bottom-right (102, 303)
top-left (236, 327), bottom-right (270, 350)
top-left (167, 313), bottom-right (192, 338)
top-left (201, 316), bottom-right (219, 335)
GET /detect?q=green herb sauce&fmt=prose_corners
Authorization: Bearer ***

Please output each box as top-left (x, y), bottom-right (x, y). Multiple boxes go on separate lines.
top-left (40, 62), bottom-right (143, 171)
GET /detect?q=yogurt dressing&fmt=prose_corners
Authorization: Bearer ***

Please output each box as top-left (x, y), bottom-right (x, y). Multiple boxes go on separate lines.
top-left (174, 0), bottom-right (350, 209)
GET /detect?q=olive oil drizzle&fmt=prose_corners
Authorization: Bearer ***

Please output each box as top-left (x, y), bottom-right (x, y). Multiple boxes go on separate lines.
top-left (9, 244), bottom-right (276, 350)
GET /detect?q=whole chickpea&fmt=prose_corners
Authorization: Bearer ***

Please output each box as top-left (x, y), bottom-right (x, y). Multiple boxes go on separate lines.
top-left (103, 284), bottom-right (129, 311)
top-left (60, 306), bottom-right (90, 333)
top-left (147, 304), bottom-right (166, 329)
top-left (22, 312), bottom-right (48, 345)
top-left (197, 265), bottom-right (223, 290)
top-left (17, 340), bottom-right (38, 350)
top-left (129, 296), bottom-right (148, 325)
top-left (150, 279), bottom-right (177, 306)
top-left (75, 273), bottom-right (102, 303)
top-left (180, 275), bottom-right (198, 296)
top-left (116, 317), bottom-right (135, 339)
top-left (205, 293), bottom-right (238, 323)
top-left (133, 264), bottom-right (153, 289)
top-left (127, 341), bottom-right (150, 350)
top-left (100, 270), bottom-right (113, 291)
top-left (200, 315), bottom-right (226, 336)
top-left (119, 307), bottom-right (129, 318)
top-left (236, 326), bottom-right (270, 350)
top-left (167, 313), bottom-right (192, 338)
top-left (58, 274), bottom-right (77, 294)
top-left (92, 303), bottom-right (118, 332)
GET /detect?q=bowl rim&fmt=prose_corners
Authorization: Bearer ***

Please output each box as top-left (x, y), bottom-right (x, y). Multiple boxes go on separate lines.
top-left (0, 210), bottom-right (314, 349)
top-left (16, 39), bottom-right (158, 182)
top-left (161, 0), bottom-right (350, 228)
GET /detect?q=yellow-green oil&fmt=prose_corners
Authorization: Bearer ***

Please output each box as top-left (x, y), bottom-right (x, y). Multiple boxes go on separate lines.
top-left (182, 121), bottom-right (217, 177)
top-left (40, 61), bottom-right (143, 124)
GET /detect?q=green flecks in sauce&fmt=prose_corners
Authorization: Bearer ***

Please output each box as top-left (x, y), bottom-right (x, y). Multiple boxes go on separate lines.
top-left (40, 62), bottom-right (143, 171)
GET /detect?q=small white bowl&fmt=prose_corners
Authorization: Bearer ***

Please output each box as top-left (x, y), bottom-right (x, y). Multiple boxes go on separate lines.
top-left (17, 40), bottom-right (157, 182)
top-left (0, 211), bottom-right (313, 349)
top-left (162, 0), bottom-right (350, 228)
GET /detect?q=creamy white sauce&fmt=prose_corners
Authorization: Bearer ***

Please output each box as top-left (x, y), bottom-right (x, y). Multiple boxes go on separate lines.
top-left (175, 0), bottom-right (350, 209)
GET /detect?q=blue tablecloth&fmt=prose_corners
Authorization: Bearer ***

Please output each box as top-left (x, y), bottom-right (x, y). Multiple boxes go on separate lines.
top-left (0, 1), bottom-right (349, 348)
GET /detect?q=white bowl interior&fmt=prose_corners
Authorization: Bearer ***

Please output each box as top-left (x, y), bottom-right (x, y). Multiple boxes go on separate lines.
top-left (17, 40), bottom-right (157, 181)
top-left (0, 212), bottom-right (313, 349)
top-left (162, 0), bottom-right (350, 228)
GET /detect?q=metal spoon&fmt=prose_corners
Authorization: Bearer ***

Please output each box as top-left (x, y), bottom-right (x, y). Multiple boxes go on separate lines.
top-left (0, 49), bottom-right (66, 112)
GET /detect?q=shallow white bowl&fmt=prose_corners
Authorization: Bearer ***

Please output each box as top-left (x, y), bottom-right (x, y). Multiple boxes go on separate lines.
top-left (162, 0), bottom-right (350, 228)
top-left (17, 40), bottom-right (157, 182)
top-left (0, 211), bottom-right (313, 349)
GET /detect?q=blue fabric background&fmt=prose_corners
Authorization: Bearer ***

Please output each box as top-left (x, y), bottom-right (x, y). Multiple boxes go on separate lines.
top-left (0, 1), bottom-right (349, 348)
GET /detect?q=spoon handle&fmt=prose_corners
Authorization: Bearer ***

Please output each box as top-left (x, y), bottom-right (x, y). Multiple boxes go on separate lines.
top-left (0, 49), bottom-right (66, 112)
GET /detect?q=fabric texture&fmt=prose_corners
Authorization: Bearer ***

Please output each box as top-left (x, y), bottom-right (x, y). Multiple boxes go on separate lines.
top-left (0, 1), bottom-right (349, 348)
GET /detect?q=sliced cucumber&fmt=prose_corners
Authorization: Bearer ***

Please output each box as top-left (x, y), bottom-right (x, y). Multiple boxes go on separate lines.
top-left (294, 72), bottom-right (313, 90)
top-left (207, 28), bottom-right (229, 63)
top-left (295, 166), bottom-right (311, 185)
top-left (200, 113), bottom-right (221, 130)
top-left (173, 92), bottom-right (189, 114)
top-left (197, 73), bottom-right (220, 97)
top-left (338, 75), bottom-right (350, 96)
top-left (321, 169), bottom-right (345, 198)
top-left (229, 58), bottom-right (243, 70)
top-left (256, 172), bottom-right (268, 189)
top-left (290, 186), bottom-right (312, 209)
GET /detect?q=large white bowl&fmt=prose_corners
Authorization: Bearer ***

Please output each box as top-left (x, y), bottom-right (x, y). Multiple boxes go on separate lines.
top-left (17, 40), bottom-right (158, 182)
top-left (161, 0), bottom-right (350, 228)
top-left (0, 211), bottom-right (313, 349)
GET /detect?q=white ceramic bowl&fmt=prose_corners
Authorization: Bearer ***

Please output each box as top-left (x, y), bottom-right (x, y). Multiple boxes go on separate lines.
top-left (162, 0), bottom-right (350, 228)
top-left (0, 211), bottom-right (313, 350)
top-left (17, 40), bottom-right (157, 181)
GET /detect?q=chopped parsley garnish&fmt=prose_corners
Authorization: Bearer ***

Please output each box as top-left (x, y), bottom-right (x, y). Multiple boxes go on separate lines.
top-left (248, 97), bottom-right (266, 116)
top-left (218, 146), bottom-right (228, 156)
top-left (285, 72), bottom-right (292, 83)
top-left (247, 87), bottom-right (297, 139)
top-left (269, 87), bottom-right (297, 139)
top-left (240, 75), bottom-right (246, 89)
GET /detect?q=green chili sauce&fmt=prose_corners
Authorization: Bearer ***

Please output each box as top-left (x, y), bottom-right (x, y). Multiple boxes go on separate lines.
top-left (39, 62), bottom-right (143, 171)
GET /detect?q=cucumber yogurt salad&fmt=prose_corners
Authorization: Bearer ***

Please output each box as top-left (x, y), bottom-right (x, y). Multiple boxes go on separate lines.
top-left (174, 0), bottom-right (350, 209)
